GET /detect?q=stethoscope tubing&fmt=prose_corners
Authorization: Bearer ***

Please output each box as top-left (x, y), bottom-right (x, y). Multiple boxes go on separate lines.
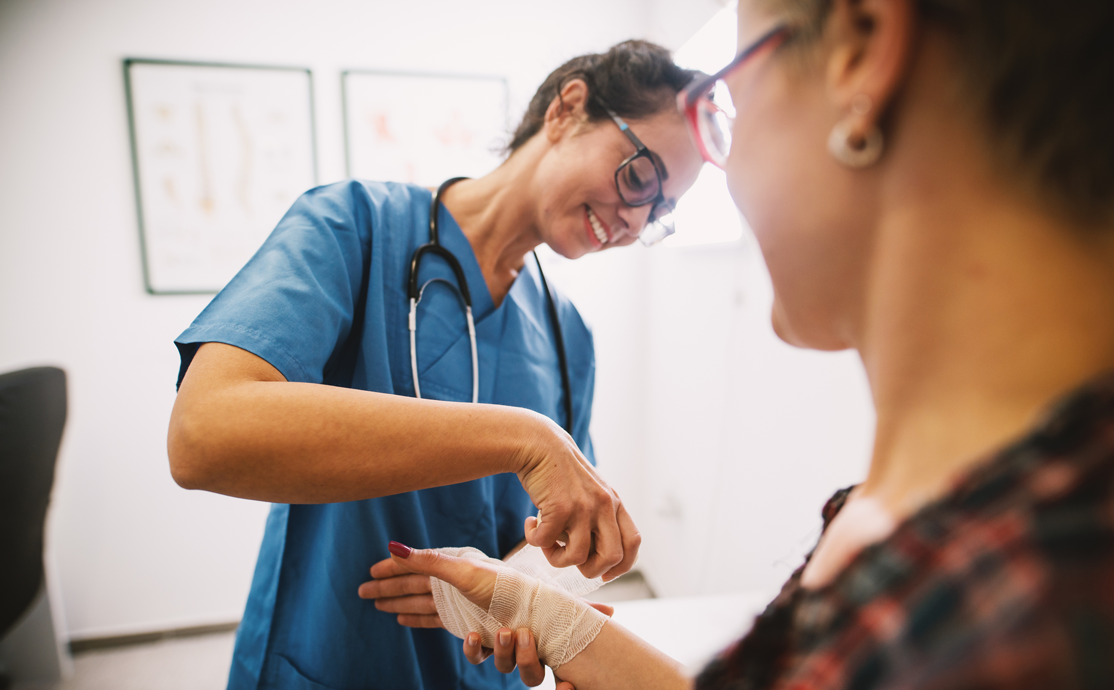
top-left (406, 177), bottom-right (572, 433)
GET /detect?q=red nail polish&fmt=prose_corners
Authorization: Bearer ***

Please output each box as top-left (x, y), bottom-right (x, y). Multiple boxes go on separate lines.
top-left (388, 541), bottom-right (412, 559)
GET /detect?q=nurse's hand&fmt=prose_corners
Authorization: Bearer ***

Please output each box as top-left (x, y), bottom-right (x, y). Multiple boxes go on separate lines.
top-left (463, 628), bottom-right (576, 689)
top-left (517, 416), bottom-right (641, 581)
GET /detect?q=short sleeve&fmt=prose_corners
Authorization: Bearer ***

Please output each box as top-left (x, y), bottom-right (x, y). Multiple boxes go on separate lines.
top-left (175, 181), bottom-right (374, 387)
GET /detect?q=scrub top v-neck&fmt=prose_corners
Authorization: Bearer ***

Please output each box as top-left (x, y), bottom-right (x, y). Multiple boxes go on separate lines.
top-left (175, 180), bottom-right (597, 690)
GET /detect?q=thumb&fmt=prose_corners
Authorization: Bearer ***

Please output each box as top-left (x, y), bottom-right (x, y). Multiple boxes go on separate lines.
top-left (387, 541), bottom-right (496, 610)
top-left (524, 511), bottom-right (571, 549)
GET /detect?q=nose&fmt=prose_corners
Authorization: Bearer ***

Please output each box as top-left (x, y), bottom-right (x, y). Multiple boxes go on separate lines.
top-left (615, 204), bottom-right (654, 239)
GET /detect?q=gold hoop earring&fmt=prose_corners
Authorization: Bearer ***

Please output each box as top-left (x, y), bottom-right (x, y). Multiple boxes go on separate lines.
top-left (827, 120), bottom-right (884, 168)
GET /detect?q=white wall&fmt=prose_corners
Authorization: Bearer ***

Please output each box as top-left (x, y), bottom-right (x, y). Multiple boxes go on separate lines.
top-left (637, 233), bottom-right (874, 598)
top-left (645, 0), bottom-right (730, 50)
top-left (0, 0), bottom-right (874, 641)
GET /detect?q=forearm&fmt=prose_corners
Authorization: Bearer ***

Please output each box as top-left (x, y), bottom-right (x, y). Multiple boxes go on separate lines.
top-left (168, 346), bottom-right (550, 503)
top-left (555, 620), bottom-right (691, 690)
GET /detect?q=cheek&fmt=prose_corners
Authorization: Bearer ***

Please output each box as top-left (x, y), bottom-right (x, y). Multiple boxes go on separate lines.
top-left (724, 81), bottom-right (869, 349)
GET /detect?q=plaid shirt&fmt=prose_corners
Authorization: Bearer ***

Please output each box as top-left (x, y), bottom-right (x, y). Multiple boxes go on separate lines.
top-left (696, 372), bottom-right (1114, 690)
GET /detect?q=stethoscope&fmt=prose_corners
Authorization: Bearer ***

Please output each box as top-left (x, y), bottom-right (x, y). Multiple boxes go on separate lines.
top-left (407, 177), bottom-right (574, 434)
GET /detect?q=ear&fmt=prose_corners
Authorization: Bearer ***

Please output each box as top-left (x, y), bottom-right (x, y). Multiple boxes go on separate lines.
top-left (825, 0), bottom-right (916, 136)
top-left (542, 78), bottom-right (590, 143)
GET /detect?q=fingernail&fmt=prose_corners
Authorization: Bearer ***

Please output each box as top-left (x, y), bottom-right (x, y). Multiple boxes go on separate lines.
top-left (517, 629), bottom-right (530, 647)
top-left (388, 541), bottom-right (412, 559)
top-left (467, 633), bottom-right (479, 647)
top-left (498, 630), bottom-right (511, 647)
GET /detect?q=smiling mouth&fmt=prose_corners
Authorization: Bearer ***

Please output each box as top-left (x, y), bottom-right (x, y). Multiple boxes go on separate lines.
top-left (586, 206), bottom-right (610, 245)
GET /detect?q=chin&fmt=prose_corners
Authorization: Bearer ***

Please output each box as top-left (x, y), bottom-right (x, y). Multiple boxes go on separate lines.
top-left (544, 237), bottom-right (592, 261)
top-left (770, 301), bottom-right (804, 346)
top-left (770, 297), bottom-right (852, 352)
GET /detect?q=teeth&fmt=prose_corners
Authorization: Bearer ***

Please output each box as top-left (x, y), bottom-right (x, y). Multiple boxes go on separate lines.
top-left (587, 207), bottom-right (608, 244)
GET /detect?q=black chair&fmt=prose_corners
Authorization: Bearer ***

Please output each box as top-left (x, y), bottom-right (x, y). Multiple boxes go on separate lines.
top-left (0, 367), bottom-right (66, 640)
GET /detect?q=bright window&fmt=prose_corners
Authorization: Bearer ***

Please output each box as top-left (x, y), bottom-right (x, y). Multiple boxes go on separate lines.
top-left (667, 3), bottom-right (749, 248)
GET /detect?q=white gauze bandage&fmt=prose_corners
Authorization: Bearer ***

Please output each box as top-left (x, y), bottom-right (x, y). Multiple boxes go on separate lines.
top-left (428, 544), bottom-right (609, 669)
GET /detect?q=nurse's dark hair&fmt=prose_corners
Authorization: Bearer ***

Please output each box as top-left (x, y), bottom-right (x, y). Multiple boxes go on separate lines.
top-left (761, 0), bottom-right (1114, 224)
top-left (505, 40), bottom-right (698, 154)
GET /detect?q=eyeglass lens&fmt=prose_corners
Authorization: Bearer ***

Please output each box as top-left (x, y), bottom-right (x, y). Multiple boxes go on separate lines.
top-left (639, 208), bottom-right (675, 246)
top-left (698, 81), bottom-right (736, 165)
top-left (616, 154), bottom-right (662, 206)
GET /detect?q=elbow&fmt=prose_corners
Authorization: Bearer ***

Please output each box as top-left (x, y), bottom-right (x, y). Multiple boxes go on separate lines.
top-left (167, 405), bottom-right (219, 491)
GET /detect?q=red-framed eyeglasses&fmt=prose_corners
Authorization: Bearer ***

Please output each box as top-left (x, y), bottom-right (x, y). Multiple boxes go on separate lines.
top-left (677, 25), bottom-right (791, 168)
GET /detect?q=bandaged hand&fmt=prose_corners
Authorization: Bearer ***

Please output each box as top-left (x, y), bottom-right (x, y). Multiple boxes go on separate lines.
top-left (382, 541), bottom-right (609, 670)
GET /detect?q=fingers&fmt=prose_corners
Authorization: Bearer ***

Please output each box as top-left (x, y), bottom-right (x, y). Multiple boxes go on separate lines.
top-left (395, 613), bottom-right (443, 629)
top-left (384, 542), bottom-right (497, 610)
top-left (601, 503), bottom-right (642, 582)
top-left (541, 522), bottom-right (593, 570)
top-left (463, 633), bottom-right (491, 665)
top-left (370, 594), bottom-right (437, 616)
top-left (493, 628), bottom-right (516, 674)
top-left (534, 508), bottom-right (627, 580)
top-left (357, 573), bottom-right (432, 600)
top-left (584, 600), bottom-right (615, 617)
top-left (576, 506), bottom-right (623, 579)
top-left (554, 670), bottom-right (576, 690)
top-left (368, 556), bottom-right (410, 579)
top-left (479, 627), bottom-right (545, 687)
top-left (513, 628), bottom-right (546, 687)
top-left (524, 517), bottom-right (568, 548)
top-left (526, 508), bottom-right (571, 551)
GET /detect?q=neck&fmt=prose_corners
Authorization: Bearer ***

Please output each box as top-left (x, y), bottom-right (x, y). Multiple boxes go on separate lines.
top-left (439, 140), bottom-right (547, 306)
top-left (856, 125), bottom-right (1114, 518)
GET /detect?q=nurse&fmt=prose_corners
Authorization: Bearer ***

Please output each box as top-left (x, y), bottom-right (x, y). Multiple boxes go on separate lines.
top-left (167, 40), bottom-right (703, 690)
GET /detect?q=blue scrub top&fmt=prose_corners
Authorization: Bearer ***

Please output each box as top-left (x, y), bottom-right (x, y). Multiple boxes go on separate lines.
top-left (175, 180), bottom-right (597, 690)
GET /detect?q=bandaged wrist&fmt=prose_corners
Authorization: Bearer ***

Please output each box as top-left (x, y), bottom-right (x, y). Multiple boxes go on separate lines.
top-left (429, 545), bottom-right (608, 669)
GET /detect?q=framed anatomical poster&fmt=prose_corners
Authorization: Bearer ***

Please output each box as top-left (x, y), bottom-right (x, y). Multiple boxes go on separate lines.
top-left (124, 59), bottom-right (317, 294)
top-left (342, 70), bottom-right (508, 188)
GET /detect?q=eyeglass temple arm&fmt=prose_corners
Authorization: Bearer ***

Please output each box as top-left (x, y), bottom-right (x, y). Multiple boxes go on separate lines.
top-left (683, 24), bottom-right (791, 109)
top-left (603, 106), bottom-right (649, 151)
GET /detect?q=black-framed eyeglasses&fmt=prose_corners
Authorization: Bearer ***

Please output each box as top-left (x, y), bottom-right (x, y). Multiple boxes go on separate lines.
top-left (678, 24), bottom-right (791, 168)
top-left (599, 104), bottom-right (677, 246)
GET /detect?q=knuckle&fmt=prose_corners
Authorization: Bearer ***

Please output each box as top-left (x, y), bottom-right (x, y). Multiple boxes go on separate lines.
top-left (545, 502), bottom-right (572, 522)
top-left (591, 486), bottom-right (613, 507)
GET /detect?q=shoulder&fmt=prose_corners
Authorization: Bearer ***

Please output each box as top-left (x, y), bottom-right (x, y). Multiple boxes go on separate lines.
top-left (836, 450), bottom-right (1114, 687)
top-left (294, 180), bottom-right (430, 218)
top-left (281, 180), bottom-right (434, 260)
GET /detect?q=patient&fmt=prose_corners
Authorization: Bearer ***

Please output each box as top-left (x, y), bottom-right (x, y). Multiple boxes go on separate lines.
top-left (360, 0), bottom-right (1114, 687)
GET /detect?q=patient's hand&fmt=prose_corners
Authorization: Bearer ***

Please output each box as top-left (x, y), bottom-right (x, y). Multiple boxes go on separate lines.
top-left (359, 547), bottom-right (612, 689)
top-left (463, 627), bottom-right (580, 689)
top-left (359, 538), bottom-right (533, 627)
top-left (358, 556), bottom-right (443, 628)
